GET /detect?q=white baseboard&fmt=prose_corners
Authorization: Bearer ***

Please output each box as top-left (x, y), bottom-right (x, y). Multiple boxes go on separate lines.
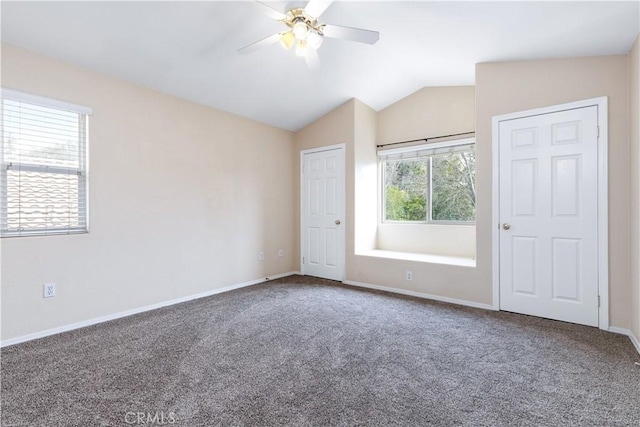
top-left (608, 326), bottom-right (640, 355)
top-left (342, 280), bottom-right (496, 311)
top-left (0, 271), bottom-right (299, 348)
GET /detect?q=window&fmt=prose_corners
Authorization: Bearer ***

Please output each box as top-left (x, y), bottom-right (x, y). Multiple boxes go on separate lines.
top-left (380, 139), bottom-right (475, 223)
top-left (1, 89), bottom-right (91, 237)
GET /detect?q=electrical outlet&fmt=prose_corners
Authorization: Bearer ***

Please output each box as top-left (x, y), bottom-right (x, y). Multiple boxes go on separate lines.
top-left (278, 249), bottom-right (284, 257)
top-left (406, 271), bottom-right (413, 281)
top-left (43, 282), bottom-right (56, 298)
top-left (259, 251), bottom-right (264, 261)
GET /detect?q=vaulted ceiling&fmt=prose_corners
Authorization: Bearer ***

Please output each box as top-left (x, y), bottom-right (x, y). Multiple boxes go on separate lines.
top-left (2, 1), bottom-right (638, 131)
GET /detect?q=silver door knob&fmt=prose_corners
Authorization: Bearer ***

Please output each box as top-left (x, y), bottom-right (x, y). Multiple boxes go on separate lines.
top-left (502, 223), bottom-right (511, 230)
top-left (335, 220), bottom-right (341, 225)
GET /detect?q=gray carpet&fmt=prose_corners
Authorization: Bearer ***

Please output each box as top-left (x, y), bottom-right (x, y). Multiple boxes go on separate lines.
top-left (1, 275), bottom-right (639, 426)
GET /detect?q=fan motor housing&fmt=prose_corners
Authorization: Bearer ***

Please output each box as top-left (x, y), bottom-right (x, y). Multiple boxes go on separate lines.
top-left (285, 8), bottom-right (322, 33)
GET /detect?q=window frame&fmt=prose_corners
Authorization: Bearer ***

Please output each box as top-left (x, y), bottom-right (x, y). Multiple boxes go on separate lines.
top-left (1, 88), bottom-right (91, 238)
top-left (379, 138), bottom-right (476, 226)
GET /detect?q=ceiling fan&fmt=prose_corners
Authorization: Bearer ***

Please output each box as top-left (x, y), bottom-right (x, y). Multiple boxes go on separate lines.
top-left (238, 0), bottom-right (380, 69)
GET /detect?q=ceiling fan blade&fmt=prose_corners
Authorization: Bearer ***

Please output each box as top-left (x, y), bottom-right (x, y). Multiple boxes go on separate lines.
top-left (305, 49), bottom-right (320, 71)
top-left (238, 33), bottom-right (281, 55)
top-left (250, 1), bottom-right (287, 21)
top-left (303, 0), bottom-right (333, 18)
top-left (322, 24), bottom-right (379, 44)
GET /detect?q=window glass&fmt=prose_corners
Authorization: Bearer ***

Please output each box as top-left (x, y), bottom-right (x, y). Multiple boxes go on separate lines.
top-left (381, 142), bottom-right (475, 224)
top-left (384, 157), bottom-right (428, 221)
top-left (431, 150), bottom-right (476, 222)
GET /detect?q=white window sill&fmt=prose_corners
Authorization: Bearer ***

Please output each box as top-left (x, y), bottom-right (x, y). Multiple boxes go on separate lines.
top-left (357, 249), bottom-right (476, 267)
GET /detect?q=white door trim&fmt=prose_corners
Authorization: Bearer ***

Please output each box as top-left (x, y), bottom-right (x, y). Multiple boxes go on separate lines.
top-left (491, 97), bottom-right (609, 329)
top-left (300, 143), bottom-right (346, 279)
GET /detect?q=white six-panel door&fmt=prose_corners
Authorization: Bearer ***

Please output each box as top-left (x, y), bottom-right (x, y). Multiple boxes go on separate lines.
top-left (498, 106), bottom-right (600, 326)
top-left (301, 146), bottom-right (345, 281)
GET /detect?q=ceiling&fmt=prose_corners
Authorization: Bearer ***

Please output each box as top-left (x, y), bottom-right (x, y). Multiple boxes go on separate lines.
top-left (1, 1), bottom-right (639, 131)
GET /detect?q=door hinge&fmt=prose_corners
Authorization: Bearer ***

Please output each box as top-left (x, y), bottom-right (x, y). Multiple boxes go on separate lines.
top-left (598, 295), bottom-right (601, 307)
top-left (597, 126), bottom-right (600, 139)
top-left (302, 256), bottom-right (305, 264)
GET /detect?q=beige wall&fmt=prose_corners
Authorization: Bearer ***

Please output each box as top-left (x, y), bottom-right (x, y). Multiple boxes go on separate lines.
top-left (0, 44), bottom-right (296, 341)
top-left (353, 100), bottom-right (378, 254)
top-left (630, 35), bottom-right (640, 342)
top-left (377, 224), bottom-right (476, 258)
top-left (476, 55), bottom-right (630, 328)
top-left (377, 86), bottom-right (476, 144)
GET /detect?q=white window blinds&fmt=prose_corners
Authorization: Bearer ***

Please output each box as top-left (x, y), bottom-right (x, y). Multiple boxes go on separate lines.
top-left (378, 137), bottom-right (475, 161)
top-left (1, 89), bottom-right (91, 237)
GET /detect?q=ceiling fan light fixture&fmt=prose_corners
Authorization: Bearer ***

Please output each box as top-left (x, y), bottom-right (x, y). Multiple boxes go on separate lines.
top-left (306, 30), bottom-right (323, 50)
top-left (279, 31), bottom-right (295, 50)
top-left (292, 21), bottom-right (308, 40)
top-left (295, 39), bottom-right (309, 57)
top-left (239, 0), bottom-right (380, 69)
